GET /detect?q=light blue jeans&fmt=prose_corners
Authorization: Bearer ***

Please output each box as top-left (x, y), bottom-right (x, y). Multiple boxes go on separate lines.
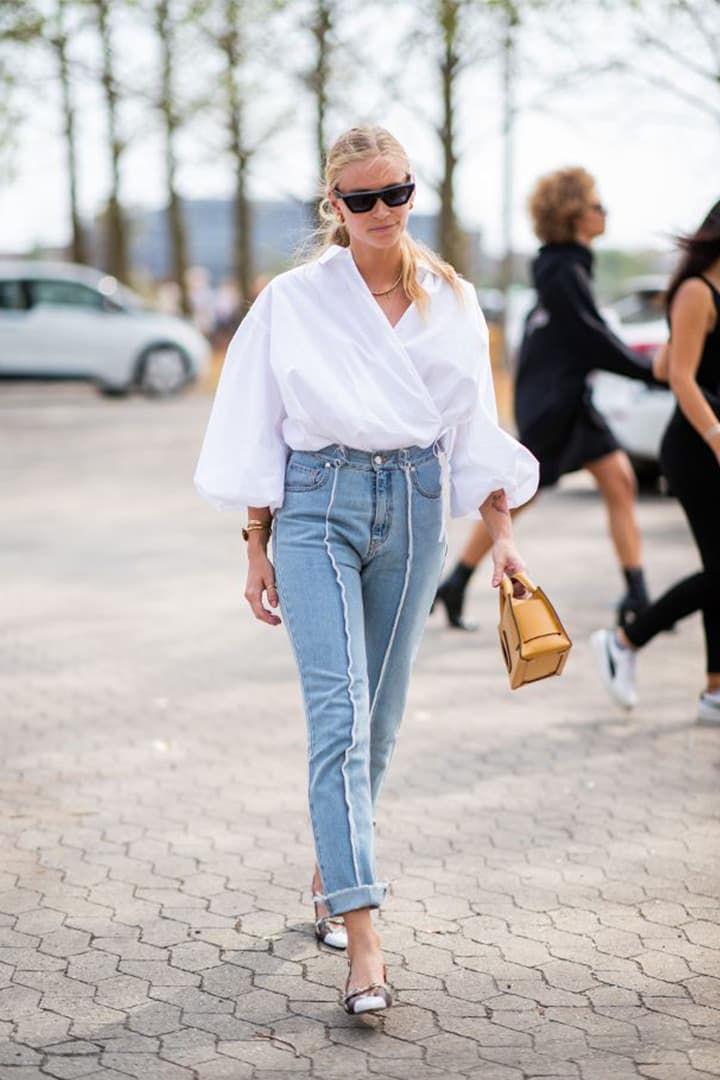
top-left (273, 444), bottom-right (446, 916)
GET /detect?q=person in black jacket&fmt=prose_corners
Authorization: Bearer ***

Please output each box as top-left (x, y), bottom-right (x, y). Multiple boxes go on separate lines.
top-left (435, 166), bottom-right (663, 630)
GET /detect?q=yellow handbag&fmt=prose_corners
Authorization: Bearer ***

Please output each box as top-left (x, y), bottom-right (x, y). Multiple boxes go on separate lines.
top-left (498, 572), bottom-right (572, 690)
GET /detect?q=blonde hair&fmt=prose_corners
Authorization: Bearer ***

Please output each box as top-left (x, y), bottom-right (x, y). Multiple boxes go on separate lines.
top-left (528, 166), bottom-right (596, 244)
top-left (310, 125), bottom-right (463, 313)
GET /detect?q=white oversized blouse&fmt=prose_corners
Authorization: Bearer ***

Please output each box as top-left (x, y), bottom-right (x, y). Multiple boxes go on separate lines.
top-left (194, 245), bottom-right (539, 518)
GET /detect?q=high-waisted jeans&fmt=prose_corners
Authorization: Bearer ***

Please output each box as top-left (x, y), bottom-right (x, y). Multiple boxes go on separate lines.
top-left (273, 444), bottom-right (446, 916)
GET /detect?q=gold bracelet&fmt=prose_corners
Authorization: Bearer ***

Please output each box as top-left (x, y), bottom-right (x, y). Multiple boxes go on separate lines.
top-left (704, 421), bottom-right (720, 443)
top-left (242, 519), bottom-right (272, 542)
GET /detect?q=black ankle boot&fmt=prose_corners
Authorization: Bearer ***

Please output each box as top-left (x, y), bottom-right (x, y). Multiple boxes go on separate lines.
top-left (434, 562), bottom-right (478, 631)
top-left (617, 568), bottom-right (650, 629)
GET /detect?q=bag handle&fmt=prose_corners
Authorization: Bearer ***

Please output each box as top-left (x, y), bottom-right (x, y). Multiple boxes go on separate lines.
top-left (500, 571), bottom-right (535, 599)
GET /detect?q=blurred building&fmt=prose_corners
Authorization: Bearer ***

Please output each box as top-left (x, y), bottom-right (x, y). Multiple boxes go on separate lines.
top-left (125, 198), bottom-right (485, 285)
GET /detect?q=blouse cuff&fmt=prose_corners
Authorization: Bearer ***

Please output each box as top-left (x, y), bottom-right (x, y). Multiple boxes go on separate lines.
top-left (449, 445), bottom-right (539, 519)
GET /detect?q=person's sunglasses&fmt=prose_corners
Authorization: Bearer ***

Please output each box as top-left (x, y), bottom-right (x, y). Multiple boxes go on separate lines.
top-left (333, 178), bottom-right (415, 214)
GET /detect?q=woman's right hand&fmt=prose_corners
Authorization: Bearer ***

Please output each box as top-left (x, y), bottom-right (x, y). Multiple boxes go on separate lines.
top-left (245, 546), bottom-right (282, 626)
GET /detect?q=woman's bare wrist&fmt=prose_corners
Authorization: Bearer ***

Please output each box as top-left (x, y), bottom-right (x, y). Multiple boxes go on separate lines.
top-left (480, 489), bottom-right (512, 541)
top-left (247, 534), bottom-right (270, 557)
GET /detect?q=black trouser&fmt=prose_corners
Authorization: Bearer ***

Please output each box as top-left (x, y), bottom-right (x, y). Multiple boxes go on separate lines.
top-left (625, 410), bottom-right (720, 673)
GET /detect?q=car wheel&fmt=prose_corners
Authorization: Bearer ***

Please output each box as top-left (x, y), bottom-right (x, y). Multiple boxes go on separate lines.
top-left (137, 343), bottom-right (189, 397)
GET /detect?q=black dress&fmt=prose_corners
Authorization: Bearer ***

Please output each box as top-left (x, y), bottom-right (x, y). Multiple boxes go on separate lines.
top-left (626, 276), bottom-right (720, 672)
top-left (515, 242), bottom-right (656, 488)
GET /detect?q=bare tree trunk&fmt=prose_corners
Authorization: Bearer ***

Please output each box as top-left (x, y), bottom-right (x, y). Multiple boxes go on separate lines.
top-left (498, 2), bottom-right (519, 369)
top-left (222, 0), bottom-right (253, 306)
top-left (155, 0), bottom-right (191, 314)
top-left (234, 152), bottom-right (252, 303)
top-left (54, 0), bottom-right (85, 264)
top-left (437, 0), bottom-right (467, 273)
top-left (95, 0), bottom-right (129, 282)
top-left (309, 0), bottom-right (331, 184)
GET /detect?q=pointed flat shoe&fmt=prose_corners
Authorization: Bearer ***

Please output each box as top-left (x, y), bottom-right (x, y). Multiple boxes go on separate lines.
top-left (342, 964), bottom-right (392, 1015)
top-left (313, 893), bottom-right (348, 950)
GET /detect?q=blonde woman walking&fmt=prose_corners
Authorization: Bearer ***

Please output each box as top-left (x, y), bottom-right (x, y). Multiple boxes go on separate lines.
top-left (195, 126), bottom-right (538, 1014)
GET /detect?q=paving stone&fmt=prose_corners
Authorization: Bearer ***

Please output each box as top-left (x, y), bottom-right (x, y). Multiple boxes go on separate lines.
top-left (73, 1072), bottom-right (131, 1080)
top-left (0, 986), bottom-right (41, 1018)
top-left (66, 951), bottom-right (120, 984)
top-left (0, 1067), bottom-right (46, 1080)
top-left (182, 1013), bottom-right (258, 1040)
top-left (14, 910), bottom-right (68, 937)
top-left (687, 1046), bottom-right (720, 1074)
top-left (194, 1058), bottom-right (253, 1079)
top-left (159, 1027), bottom-right (218, 1066)
top-left (0, 1043), bottom-right (42, 1066)
top-left (421, 1032), bottom-right (482, 1066)
top-left (684, 922), bottom-right (720, 949)
top-left (685, 976), bottom-right (720, 1009)
top-left (94, 1032), bottom-right (160, 1054)
top-left (643, 997), bottom-right (720, 1027)
top-left (149, 987), bottom-right (235, 1014)
top-left (301, 1043), bottom-right (370, 1075)
top-left (118, 960), bottom-right (200, 987)
top-left (126, 1001), bottom-right (184, 1036)
top-left (41, 1057), bottom-right (103, 1079)
top-left (93, 974), bottom-right (150, 1009)
top-left (201, 964), bottom-right (253, 999)
top-left (0, 890), bottom-right (42, 916)
top-left (217, 1037), bottom-right (309, 1069)
top-left (169, 942), bottom-right (222, 972)
top-left (100, 1054), bottom-right (195, 1078)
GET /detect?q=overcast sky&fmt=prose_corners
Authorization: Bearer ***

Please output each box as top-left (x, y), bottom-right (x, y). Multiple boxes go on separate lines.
top-left (2, 2), bottom-right (718, 261)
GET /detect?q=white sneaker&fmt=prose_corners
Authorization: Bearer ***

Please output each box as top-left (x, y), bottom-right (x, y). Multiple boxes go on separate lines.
top-left (590, 629), bottom-right (638, 710)
top-left (697, 692), bottom-right (720, 725)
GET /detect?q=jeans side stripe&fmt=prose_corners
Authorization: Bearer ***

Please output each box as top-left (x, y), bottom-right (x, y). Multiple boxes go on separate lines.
top-left (324, 465), bottom-right (362, 886)
top-left (370, 466), bottom-right (414, 720)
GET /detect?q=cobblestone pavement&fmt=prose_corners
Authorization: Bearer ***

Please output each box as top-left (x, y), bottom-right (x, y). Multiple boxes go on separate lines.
top-left (1, 384), bottom-right (719, 1080)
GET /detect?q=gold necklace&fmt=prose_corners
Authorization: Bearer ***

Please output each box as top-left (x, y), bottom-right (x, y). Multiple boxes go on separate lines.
top-left (370, 272), bottom-right (403, 298)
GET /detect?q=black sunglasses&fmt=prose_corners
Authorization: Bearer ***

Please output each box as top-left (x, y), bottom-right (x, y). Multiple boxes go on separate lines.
top-left (333, 178), bottom-right (415, 214)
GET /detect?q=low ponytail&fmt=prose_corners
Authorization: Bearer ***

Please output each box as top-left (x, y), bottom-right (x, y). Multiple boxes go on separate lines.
top-left (304, 125), bottom-right (464, 313)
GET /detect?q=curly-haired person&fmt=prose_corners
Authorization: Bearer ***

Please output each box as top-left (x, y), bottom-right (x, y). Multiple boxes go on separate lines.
top-left (436, 166), bottom-right (666, 630)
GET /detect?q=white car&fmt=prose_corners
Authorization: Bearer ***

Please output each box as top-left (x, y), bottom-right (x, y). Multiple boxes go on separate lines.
top-left (591, 276), bottom-right (674, 486)
top-left (0, 260), bottom-right (211, 396)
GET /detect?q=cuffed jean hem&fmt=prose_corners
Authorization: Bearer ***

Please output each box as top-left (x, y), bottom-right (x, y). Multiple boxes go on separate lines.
top-left (320, 882), bottom-right (388, 917)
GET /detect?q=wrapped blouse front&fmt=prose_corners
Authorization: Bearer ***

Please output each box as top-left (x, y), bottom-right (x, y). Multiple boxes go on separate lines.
top-left (194, 244), bottom-right (539, 518)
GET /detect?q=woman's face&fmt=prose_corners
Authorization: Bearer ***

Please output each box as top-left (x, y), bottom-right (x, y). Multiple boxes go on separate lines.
top-left (329, 155), bottom-right (413, 252)
top-left (574, 188), bottom-right (607, 243)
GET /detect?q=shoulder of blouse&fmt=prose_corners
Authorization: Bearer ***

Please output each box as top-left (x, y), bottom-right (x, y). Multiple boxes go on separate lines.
top-left (245, 260), bottom-right (320, 325)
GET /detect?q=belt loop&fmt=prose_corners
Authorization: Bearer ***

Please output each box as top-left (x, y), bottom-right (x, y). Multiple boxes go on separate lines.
top-left (335, 444), bottom-right (347, 467)
top-left (432, 440), bottom-right (441, 458)
top-left (399, 448), bottom-right (409, 468)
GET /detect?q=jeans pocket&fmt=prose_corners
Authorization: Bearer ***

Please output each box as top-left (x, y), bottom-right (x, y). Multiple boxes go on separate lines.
top-left (409, 457), bottom-right (442, 499)
top-left (284, 459), bottom-right (331, 493)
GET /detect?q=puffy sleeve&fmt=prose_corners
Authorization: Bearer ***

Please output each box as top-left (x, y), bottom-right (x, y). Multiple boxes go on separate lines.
top-left (194, 292), bottom-right (288, 511)
top-left (447, 297), bottom-right (539, 518)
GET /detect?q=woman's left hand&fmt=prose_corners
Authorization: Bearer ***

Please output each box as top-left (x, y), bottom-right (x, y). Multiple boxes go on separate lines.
top-left (490, 538), bottom-right (527, 593)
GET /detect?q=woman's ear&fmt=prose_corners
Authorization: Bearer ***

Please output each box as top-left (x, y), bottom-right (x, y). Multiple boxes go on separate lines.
top-left (328, 190), bottom-right (344, 223)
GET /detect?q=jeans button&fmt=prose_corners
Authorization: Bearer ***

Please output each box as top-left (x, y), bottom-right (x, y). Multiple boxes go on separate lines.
top-left (373, 455), bottom-right (382, 465)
